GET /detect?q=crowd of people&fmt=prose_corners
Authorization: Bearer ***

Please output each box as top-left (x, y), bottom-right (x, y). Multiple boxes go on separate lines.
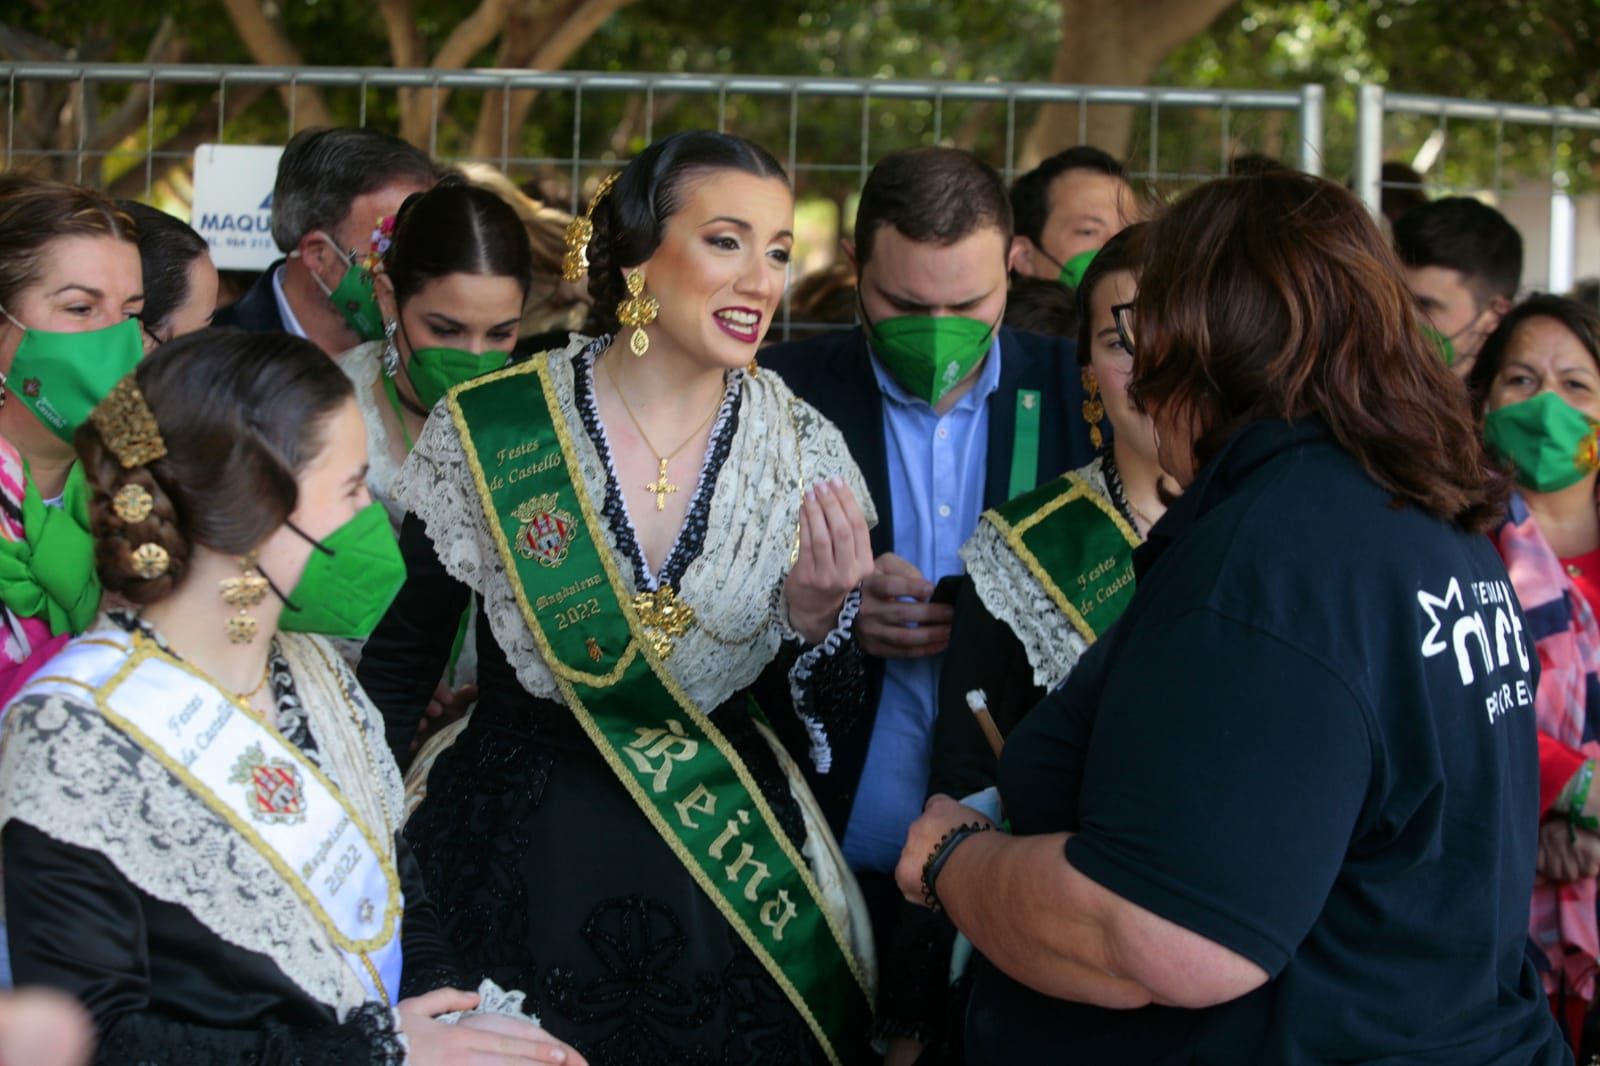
top-left (0, 118), bottom-right (1592, 1066)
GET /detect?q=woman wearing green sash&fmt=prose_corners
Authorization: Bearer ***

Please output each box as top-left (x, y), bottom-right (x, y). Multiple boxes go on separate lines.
top-left (358, 131), bottom-right (880, 1065)
top-left (0, 176), bottom-right (144, 711)
top-left (931, 223), bottom-right (1169, 798)
top-left (1, 329), bottom-right (583, 1065)
top-left (875, 225), bottom-right (1174, 1059)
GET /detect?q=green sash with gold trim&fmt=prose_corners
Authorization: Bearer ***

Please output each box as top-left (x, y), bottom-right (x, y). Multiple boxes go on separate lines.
top-left (447, 359), bottom-right (870, 1064)
top-left (981, 471), bottom-right (1140, 642)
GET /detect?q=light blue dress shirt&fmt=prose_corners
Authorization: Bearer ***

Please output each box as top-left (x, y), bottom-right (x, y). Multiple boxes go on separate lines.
top-left (841, 340), bottom-right (1003, 874)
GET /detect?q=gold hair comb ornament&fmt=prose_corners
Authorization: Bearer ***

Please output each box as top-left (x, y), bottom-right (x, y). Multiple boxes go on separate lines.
top-left (562, 172), bottom-right (621, 283)
top-left (90, 377), bottom-right (167, 469)
top-left (130, 542), bottom-right (170, 580)
top-left (113, 483), bottom-right (154, 525)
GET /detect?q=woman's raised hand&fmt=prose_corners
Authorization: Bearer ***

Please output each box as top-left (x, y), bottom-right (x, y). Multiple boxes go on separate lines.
top-left (784, 476), bottom-right (874, 644)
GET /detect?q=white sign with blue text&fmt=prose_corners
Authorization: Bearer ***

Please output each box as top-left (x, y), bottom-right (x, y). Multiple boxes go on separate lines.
top-left (191, 144), bottom-right (283, 271)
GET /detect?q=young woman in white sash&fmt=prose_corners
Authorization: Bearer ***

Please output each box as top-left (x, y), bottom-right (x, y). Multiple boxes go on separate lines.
top-left (0, 328), bottom-right (584, 1065)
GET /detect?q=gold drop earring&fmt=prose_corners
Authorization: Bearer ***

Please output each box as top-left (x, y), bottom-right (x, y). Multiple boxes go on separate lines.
top-left (616, 269), bottom-right (659, 358)
top-left (1081, 366), bottom-right (1105, 451)
top-left (220, 553), bottom-right (270, 644)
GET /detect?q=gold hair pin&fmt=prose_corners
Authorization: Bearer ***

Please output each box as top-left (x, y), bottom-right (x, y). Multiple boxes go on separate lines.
top-left (562, 172), bottom-right (621, 283)
top-left (113, 483), bottom-right (154, 524)
top-left (90, 377), bottom-right (167, 469)
top-left (130, 542), bottom-right (170, 580)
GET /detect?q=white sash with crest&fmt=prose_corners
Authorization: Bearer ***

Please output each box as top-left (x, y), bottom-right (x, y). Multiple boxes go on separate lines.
top-left (4, 627), bottom-right (403, 1014)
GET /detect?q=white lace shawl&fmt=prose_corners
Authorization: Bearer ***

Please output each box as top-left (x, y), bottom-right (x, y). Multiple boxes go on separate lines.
top-left (339, 340), bottom-right (408, 531)
top-left (391, 335), bottom-right (876, 712)
top-left (0, 626), bottom-right (406, 1020)
top-left (959, 456), bottom-right (1115, 691)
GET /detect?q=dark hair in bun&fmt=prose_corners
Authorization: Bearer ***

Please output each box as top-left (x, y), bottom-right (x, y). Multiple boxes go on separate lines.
top-left (75, 327), bottom-right (355, 603)
top-left (584, 131), bottom-right (788, 333)
top-left (384, 173), bottom-right (535, 305)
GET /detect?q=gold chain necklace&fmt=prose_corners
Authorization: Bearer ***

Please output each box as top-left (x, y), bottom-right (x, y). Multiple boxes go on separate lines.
top-left (237, 660), bottom-right (272, 702)
top-left (603, 353), bottom-right (722, 511)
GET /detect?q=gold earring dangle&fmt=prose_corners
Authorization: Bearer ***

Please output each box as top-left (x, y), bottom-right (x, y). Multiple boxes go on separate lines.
top-left (616, 269), bottom-right (659, 358)
top-left (220, 553), bottom-right (270, 645)
top-left (1081, 366), bottom-right (1105, 451)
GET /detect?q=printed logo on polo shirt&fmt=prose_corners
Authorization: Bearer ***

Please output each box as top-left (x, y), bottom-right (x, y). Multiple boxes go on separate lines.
top-left (1417, 577), bottom-right (1533, 725)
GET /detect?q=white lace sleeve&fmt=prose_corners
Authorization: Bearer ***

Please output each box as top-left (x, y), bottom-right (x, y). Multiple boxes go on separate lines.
top-left (959, 518), bottom-right (1089, 691)
top-left (389, 393), bottom-right (558, 700)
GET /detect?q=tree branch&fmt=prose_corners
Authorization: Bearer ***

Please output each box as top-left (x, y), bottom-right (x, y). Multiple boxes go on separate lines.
top-left (88, 17), bottom-right (188, 154)
top-left (470, 0), bottom-right (635, 157)
top-left (219, 0), bottom-right (334, 131)
top-left (106, 83), bottom-right (271, 200)
top-left (432, 0), bottom-right (517, 69)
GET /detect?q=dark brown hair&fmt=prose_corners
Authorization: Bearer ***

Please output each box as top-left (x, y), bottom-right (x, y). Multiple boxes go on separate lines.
top-left (1074, 222), bottom-right (1146, 363)
top-left (0, 175), bottom-right (136, 311)
top-left (1467, 294), bottom-right (1600, 413)
top-left (586, 131), bottom-right (788, 333)
top-left (75, 328), bottom-right (355, 603)
top-left (1131, 171), bottom-right (1505, 532)
top-left (854, 147), bottom-right (1011, 267)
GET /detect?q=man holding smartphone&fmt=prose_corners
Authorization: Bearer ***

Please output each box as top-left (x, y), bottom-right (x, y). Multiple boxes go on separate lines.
top-left (763, 148), bottom-right (1097, 995)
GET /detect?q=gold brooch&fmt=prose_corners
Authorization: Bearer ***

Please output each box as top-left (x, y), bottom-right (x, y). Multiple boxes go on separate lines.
top-left (89, 376), bottom-right (167, 469)
top-left (130, 542), bottom-right (170, 580)
top-left (633, 586), bottom-right (695, 660)
top-left (112, 483), bottom-right (154, 524)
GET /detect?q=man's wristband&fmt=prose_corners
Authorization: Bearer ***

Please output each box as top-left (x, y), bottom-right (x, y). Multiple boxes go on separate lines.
top-left (922, 821), bottom-right (992, 911)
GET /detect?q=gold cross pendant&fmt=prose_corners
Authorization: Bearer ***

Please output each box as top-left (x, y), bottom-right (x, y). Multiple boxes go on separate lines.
top-left (645, 457), bottom-right (678, 511)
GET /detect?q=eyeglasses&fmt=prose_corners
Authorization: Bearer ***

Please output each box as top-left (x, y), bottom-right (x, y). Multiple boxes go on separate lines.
top-left (1111, 301), bottom-right (1136, 356)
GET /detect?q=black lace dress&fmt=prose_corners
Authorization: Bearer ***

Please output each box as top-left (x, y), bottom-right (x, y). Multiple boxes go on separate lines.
top-left (358, 344), bottom-right (871, 1066)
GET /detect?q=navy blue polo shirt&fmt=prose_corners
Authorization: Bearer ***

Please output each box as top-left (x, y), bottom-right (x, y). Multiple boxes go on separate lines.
top-left (968, 419), bottom-right (1567, 1065)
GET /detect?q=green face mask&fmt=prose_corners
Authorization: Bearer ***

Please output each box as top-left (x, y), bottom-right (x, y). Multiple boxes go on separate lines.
top-left (308, 234), bottom-right (386, 342)
top-left (1057, 249), bottom-right (1098, 289)
top-left (867, 310), bottom-right (999, 406)
top-left (406, 346), bottom-right (511, 409)
top-left (1422, 324), bottom-right (1457, 368)
top-left (274, 503), bottom-right (406, 639)
top-left (1483, 391), bottom-right (1600, 494)
top-left (0, 310), bottom-right (144, 441)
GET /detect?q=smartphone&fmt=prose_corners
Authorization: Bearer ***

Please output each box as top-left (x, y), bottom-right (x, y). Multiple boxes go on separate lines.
top-left (930, 574), bottom-right (964, 606)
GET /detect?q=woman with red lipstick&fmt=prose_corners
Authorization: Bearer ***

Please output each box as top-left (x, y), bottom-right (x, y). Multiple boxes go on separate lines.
top-left (358, 131), bottom-right (880, 1065)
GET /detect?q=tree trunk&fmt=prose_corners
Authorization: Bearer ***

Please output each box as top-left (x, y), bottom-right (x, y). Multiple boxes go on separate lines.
top-left (1021, 0), bottom-right (1235, 168)
top-left (467, 0), bottom-right (636, 159)
top-left (219, 0), bottom-right (334, 132)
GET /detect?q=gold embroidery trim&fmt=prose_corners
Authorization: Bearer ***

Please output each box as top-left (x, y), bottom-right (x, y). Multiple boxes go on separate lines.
top-left (979, 472), bottom-right (1139, 644)
top-left (90, 631), bottom-right (404, 957)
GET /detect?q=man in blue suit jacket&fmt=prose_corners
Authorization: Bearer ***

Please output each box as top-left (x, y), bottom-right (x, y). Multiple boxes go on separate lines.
top-left (216, 127), bottom-right (435, 356)
top-left (762, 146), bottom-right (1098, 969)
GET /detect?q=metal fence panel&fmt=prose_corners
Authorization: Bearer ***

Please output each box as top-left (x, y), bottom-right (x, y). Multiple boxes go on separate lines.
top-left (1354, 87), bottom-right (1600, 295)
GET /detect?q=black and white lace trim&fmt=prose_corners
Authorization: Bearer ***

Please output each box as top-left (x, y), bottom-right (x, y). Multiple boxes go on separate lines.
top-left (570, 337), bottom-right (744, 592)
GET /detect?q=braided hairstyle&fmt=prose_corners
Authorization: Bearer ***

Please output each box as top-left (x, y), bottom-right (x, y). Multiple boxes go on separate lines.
top-left (74, 328), bottom-right (354, 603)
top-left (582, 131), bottom-right (788, 334)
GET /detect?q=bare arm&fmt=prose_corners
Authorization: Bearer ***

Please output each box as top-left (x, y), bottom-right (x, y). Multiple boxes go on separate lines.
top-left (898, 798), bottom-right (1269, 1011)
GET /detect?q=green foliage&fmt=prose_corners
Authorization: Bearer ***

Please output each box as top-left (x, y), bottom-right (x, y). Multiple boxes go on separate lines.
top-left (1158, 0), bottom-right (1600, 190)
top-left (4, 0), bottom-right (1597, 197)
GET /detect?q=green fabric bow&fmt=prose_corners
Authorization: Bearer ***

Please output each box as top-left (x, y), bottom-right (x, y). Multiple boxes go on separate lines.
top-left (0, 462), bottom-right (101, 636)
